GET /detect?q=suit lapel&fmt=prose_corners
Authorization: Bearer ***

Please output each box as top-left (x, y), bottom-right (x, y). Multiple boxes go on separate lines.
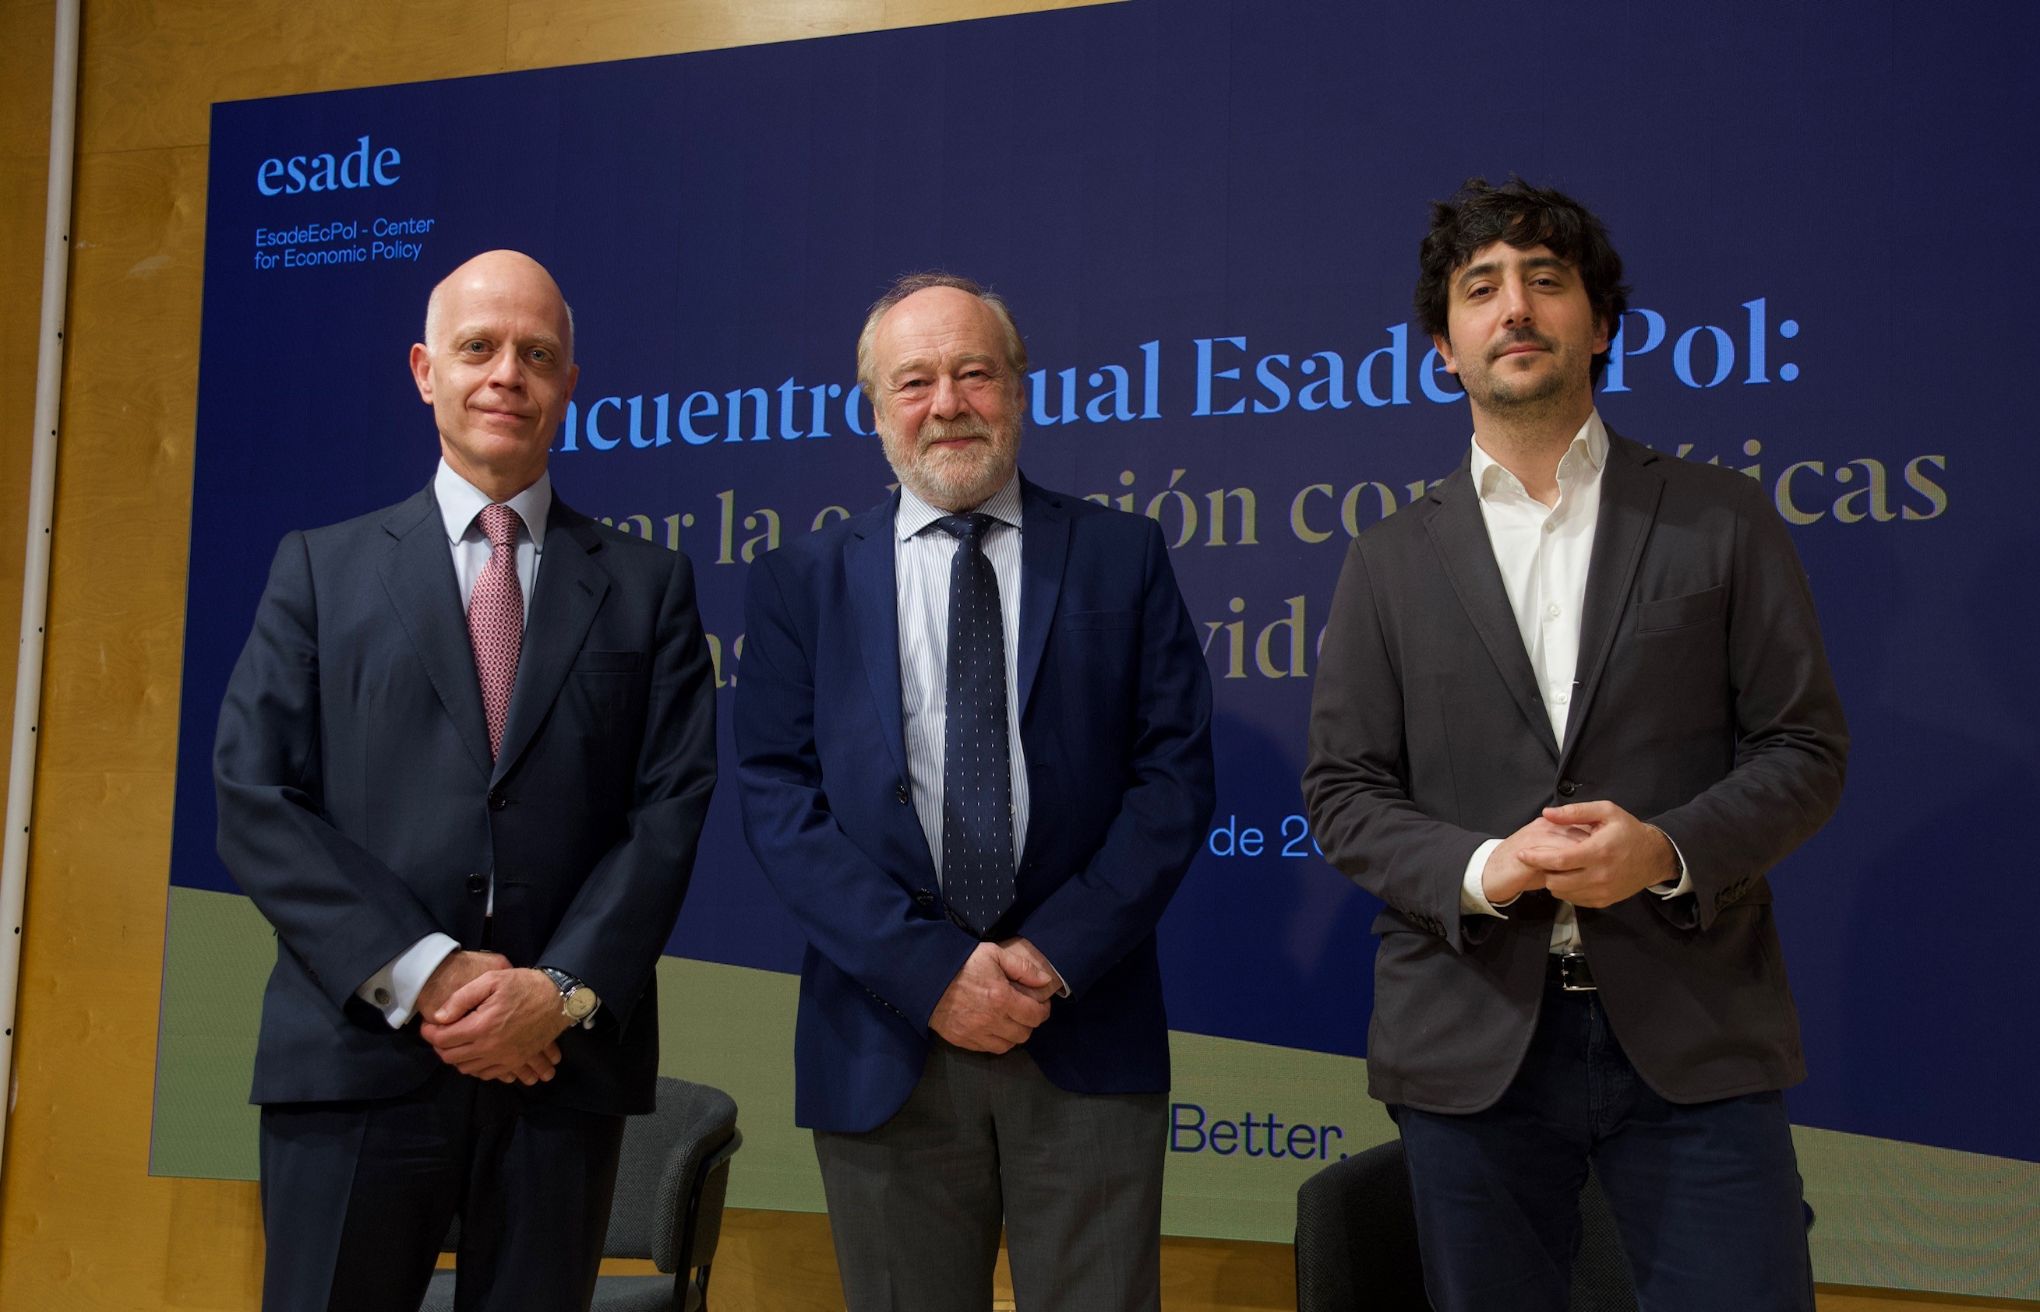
top-left (847, 500), bottom-right (911, 785)
top-left (1423, 462), bottom-right (1560, 761)
top-left (493, 499), bottom-right (610, 785)
top-left (1015, 478), bottom-right (1070, 715)
top-left (1561, 432), bottom-right (1663, 761)
top-left (377, 486), bottom-right (494, 777)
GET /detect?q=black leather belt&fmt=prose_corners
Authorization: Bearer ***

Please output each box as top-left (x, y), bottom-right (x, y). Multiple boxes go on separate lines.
top-left (1547, 952), bottom-right (1597, 992)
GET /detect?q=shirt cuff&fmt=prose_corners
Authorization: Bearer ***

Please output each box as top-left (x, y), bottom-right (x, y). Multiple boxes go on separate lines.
top-left (357, 933), bottom-right (460, 1028)
top-left (1035, 951), bottom-right (1072, 999)
top-left (1461, 839), bottom-right (1512, 916)
top-left (1647, 826), bottom-right (1693, 898)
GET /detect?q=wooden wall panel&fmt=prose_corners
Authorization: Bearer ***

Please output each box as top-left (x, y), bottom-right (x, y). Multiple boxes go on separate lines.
top-left (75, 2), bottom-right (511, 154)
top-left (0, 1), bottom-right (2020, 1308)
top-left (501, 0), bottom-right (1106, 67)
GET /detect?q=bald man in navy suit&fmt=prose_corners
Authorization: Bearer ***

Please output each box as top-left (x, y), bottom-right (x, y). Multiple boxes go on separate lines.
top-left (216, 251), bottom-right (717, 1311)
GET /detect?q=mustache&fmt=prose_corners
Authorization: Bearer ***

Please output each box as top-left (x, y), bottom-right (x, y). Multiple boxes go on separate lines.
top-left (918, 416), bottom-right (997, 447)
top-left (1489, 328), bottom-right (1554, 360)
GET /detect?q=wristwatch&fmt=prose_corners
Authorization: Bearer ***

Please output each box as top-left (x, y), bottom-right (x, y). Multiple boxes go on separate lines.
top-left (538, 967), bottom-right (601, 1028)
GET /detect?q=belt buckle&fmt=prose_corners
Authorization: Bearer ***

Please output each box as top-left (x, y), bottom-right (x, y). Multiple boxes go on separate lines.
top-left (1558, 952), bottom-right (1596, 992)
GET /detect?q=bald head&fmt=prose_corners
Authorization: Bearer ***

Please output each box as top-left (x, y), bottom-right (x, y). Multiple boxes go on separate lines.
top-left (409, 249), bottom-right (581, 502)
top-left (423, 250), bottom-right (575, 362)
top-left (856, 271), bottom-right (1025, 401)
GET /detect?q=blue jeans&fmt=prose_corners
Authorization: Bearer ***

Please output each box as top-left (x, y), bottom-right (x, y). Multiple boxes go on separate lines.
top-left (1393, 978), bottom-right (1815, 1312)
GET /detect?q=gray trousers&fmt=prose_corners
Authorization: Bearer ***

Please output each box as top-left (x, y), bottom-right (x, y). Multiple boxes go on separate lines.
top-left (813, 1042), bottom-right (1167, 1312)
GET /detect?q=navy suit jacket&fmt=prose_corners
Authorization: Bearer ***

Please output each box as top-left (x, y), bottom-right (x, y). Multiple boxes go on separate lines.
top-left (1303, 432), bottom-right (1848, 1112)
top-left (214, 483), bottom-right (717, 1116)
top-left (735, 476), bottom-right (1216, 1133)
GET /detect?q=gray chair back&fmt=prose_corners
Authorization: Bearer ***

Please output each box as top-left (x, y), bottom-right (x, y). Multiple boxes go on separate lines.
top-left (427, 1076), bottom-right (741, 1312)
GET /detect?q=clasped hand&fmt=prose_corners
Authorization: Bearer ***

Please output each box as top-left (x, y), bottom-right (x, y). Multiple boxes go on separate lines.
top-left (1484, 800), bottom-right (1678, 909)
top-left (416, 950), bottom-right (569, 1086)
top-left (928, 939), bottom-right (1061, 1054)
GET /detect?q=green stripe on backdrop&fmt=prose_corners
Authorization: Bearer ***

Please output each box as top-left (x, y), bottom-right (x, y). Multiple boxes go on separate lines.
top-left (153, 887), bottom-right (2038, 1298)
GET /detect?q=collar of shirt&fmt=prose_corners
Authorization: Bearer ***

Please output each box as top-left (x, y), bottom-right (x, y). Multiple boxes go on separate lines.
top-left (434, 458), bottom-right (553, 550)
top-left (1469, 411), bottom-right (1608, 507)
top-left (894, 474), bottom-right (1025, 542)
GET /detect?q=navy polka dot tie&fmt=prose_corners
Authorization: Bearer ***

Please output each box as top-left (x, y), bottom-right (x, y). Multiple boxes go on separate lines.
top-left (936, 513), bottom-right (1014, 936)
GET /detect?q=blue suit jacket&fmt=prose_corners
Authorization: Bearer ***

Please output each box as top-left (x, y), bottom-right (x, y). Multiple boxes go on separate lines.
top-left (214, 483), bottom-right (718, 1116)
top-left (735, 476), bottom-right (1216, 1133)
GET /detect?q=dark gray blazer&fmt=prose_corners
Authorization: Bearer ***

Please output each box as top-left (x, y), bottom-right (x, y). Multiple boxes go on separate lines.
top-left (1303, 431), bottom-right (1847, 1113)
top-left (215, 484), bottom-right (718, 1115)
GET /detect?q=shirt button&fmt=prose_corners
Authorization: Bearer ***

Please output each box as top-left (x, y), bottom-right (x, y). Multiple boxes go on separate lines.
top-left (373, 987), bottom-right (392, 1007)
top-left (1543, 521), bottom-right (1557, 534)
top-left (1545, 604), bottom-right (1561, 620)
top-left (1554, 690), bottom-right (1571, 705)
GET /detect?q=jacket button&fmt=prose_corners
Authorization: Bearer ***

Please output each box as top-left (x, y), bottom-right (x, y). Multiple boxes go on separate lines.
top-left (465, 873), bottom-right (486, 895)
top-left (913, 889), bottom-right (935, 908)
top-left (1557, 779), bottom-right (1580, 797)
top-left (895, 782), bottom-right (910, 804)
top-left (489, 791), bottom-right (508, 811)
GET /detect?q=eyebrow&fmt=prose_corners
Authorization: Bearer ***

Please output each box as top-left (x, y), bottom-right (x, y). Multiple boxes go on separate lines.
top-left (451, 326), bottom-right (566, 351)
top-left (1455, 254), bottom-right (1572, 290)
top-left (887, 350), bottom-right (1000, 382)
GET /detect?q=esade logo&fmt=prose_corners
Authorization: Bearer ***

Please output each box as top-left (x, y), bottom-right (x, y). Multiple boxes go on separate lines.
top-left (256, 134), bottom-right (401, 196)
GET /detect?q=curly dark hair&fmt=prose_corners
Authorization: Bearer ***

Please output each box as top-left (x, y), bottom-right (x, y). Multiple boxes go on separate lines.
top-left (1414, 177), bottom-right (1630, 384)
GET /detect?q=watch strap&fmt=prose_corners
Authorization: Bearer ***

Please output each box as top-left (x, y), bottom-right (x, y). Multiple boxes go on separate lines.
top-left (537, 966), bottom-right (601, 1027)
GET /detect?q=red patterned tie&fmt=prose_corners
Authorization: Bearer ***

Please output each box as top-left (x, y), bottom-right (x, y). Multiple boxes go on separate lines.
top-left (469, 504), bottom-right (523, 758)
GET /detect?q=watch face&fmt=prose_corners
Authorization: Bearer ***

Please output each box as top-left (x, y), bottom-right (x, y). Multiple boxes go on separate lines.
top-left (563, 987), bottom-right (598, 1021)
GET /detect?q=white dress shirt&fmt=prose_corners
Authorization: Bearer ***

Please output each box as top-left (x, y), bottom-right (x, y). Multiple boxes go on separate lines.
top-left (356, 459), bottom-right (551, 1026)
top-left (1455, 414), bottom-right (1689, 953)
top-left (894, 476), bottom-right (1030, 882)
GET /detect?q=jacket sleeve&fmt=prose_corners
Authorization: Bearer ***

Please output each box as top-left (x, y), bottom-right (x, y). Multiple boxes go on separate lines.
top-left (214, 531), bottom-right (443, 1009)
top-left (734, 549), bottom-right (979, 1031)
top-left (1008, 520), bottom-right (1217, 999)
top-left (1646, 477), bottom-right (1848, 930)
top-left (535, 547), bottom-right (719, 1028)
top-left (1303, 537), bottom-right (1493, 948)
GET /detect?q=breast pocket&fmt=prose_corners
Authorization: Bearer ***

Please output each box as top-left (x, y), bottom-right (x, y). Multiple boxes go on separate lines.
top-left (571, 648), bottom-right (647, 724)
top-left (1061, 608), bottom-right (1140, 633)
top-left (1633, 585), bottom-right (1725, 634)
top-left (1616, 585), bottom-right (1729, 731)
top-left (1054, 609), bottom-right (1140, 748)
top-left (573, 649), bottom-right (644, 673)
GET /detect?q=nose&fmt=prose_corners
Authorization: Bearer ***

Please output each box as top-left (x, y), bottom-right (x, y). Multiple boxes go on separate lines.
top-left (485, 345), bottom-right (524, 389)
top-left (1499, 277), bottom-right (1533, 327)
top-left (930, 373), bottom-right (965, 418)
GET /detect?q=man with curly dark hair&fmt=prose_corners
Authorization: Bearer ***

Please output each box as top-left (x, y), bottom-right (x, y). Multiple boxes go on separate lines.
top-left (1306, 179), bottom-right (1847, 1310)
